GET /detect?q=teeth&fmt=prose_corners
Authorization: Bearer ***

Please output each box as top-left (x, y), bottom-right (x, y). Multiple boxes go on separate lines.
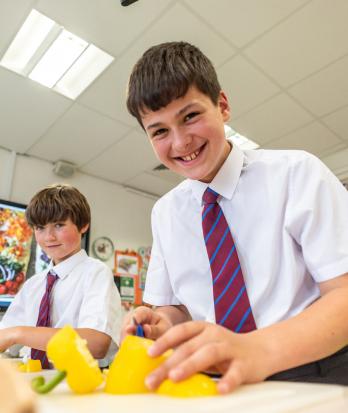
top-left (182, 149), bottom-right (200, 161)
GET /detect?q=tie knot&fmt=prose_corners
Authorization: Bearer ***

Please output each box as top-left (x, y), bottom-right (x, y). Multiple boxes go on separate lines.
top-left (202, 188), bottom-right (219, 205)
top-left (46, 271), bottom-right (58, 289)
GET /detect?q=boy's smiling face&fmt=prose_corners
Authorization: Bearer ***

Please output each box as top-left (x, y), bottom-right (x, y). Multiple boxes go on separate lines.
top-left (34, 218), bottom-right (88, 265)
top-left (141, 86), bottom-right (231, 183)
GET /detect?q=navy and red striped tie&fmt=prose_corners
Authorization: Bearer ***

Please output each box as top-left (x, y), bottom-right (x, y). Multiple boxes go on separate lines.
top-left (202, 188), bottom-right (256, 332)
top-left (31, 271), bottom-right (58, 368)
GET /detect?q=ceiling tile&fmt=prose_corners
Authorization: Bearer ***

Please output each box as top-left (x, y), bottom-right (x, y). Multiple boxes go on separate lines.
top-left (322, 147), bottom-right (348, 175)
top-left (81, 129), bottom-right (157, 182)
top-left (288, 56), bottom-right (348, 117)
top-left (0, 68), bottom-right (71, 153)
top-left (0, 0), bottom-right (348, 192)
top-left (322, 106), bottom-right (348, 141)
top-left (244, 0), bottom-right (348, 87)
top-left (126, 172), bottom-right (178, 197)
top-left (0, 0), bottom-right (35, 57)
top-left (262, 121), bottom-right (343, 158)
top-left (218, 55), bottom-right (280, 118)
top-left (79, 1), bottom-right (236, 124)
top-left (231, 93), bottom-right (313, 145)
top-left (78, 53), bottom-right (135, 126)
top-left (185, 0), bottom-right (308, 48)
top-left (35, 0), bottom-right (174, 57)
top-left (147, 168), bottom-right (184, 185)
top-left (27, 103), bottom-right (130, 165)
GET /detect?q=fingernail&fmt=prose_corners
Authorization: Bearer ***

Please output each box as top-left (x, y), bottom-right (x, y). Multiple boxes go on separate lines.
top-left (218, 382), bottom-right (230, 394)
top-left (145, 375), bottom-right (156, 390)
top-left (169, 367), bottom-right (183, 381)
top-left (147, 345), bottom-right (156, 357)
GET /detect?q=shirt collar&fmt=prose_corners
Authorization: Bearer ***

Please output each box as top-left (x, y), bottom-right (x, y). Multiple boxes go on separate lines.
top-left (48, 249), bottom-right (88, 280)
top-left (189, 138), bottom-right (245, 205)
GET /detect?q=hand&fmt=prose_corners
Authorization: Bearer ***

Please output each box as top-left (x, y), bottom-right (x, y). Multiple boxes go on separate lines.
top-left (120, 305), bottom-right (173, 342)
top-left (145, 321), bottom-right (273, 394)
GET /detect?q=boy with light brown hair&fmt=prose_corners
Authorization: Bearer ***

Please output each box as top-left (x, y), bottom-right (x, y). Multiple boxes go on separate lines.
top-left (0, 184), bottom-right (121, 367)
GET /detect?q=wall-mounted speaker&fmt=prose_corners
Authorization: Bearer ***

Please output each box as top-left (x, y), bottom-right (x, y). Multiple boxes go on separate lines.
top-left (52, 160), bottom-right (76, 178)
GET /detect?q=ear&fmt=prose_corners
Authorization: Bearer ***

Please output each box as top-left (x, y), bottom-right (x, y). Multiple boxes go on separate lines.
top-left (80, 223), bottom-right (89, 235)
top-left (218, 91), bottom-right (231, 123)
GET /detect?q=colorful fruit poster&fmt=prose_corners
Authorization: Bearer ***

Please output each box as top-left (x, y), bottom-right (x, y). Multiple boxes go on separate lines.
top-left (0, 202), bottom-right (33, 297)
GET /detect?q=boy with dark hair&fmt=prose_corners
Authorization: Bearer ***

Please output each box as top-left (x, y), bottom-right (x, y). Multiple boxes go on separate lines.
top-left (122, 41), bottom-right (348, 393)
top-left (0, 184), bottom-right (121, 368)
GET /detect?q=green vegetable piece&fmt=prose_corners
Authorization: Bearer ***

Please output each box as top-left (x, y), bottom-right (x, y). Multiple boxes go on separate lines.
top-left (31, 370), bottom-right (67, 394)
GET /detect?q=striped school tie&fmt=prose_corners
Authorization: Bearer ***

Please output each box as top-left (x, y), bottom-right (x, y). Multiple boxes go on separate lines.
top-left (31, 271), bottom-right (58, 368)
top-left (202, 188), bottom-right (256, 332)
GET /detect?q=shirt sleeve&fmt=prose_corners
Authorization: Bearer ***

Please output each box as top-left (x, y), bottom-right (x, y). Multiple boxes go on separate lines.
top-left (0, 281), bottom-right (31, 328)
top-left (77, 263), bottom-right (121, 345)
top-left (142, 203), bottom-right (181, 306)
top-left (286, 152), bottom-right (348, 281)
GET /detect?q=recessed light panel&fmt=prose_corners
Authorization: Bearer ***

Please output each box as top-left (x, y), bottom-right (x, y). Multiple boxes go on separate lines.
top-left (1, 9), bottom-right (56, 73)
top-left (0, 9), bottom-right (114, 99)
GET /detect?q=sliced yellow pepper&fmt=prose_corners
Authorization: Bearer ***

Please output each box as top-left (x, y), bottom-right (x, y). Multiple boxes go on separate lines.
top-left (46, 325), bottom-right (104, 394)
top-left (17, 359), bottom-right (42, 373)
top-left (32, 325), bottom-right (104, 394)
top-left (156, 374), bottom-right (218, 397)
top-left (105, 335), bottom-right (172, 394)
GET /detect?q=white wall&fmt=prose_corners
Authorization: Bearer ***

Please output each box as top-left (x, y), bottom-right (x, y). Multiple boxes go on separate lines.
top-left (0, 147), bottom-right (155, 269)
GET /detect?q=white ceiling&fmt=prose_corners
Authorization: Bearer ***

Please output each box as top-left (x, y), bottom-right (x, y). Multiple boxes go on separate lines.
top-left (1, 0), bottom-right (348, 196)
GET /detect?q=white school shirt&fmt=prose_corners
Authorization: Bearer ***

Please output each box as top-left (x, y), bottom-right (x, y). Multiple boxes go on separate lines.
top-left (143, 143), bottom-right (348, 328)
top-left (0, 250), bottom-right (121, 362)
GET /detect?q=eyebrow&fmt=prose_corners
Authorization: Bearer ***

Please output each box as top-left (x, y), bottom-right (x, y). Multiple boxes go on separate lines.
top-left (145, 102), bottom-right (198, 131)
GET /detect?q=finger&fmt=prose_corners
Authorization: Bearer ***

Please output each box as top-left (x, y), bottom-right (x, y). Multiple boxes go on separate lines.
top-left (148, 321), bottom-right (205, 357)
top-left (217, 362), bottom-right (244, 394)
top-left (120, 313), bottom-right (136, 342)
top-left (168, 342), bottom-right (233, 382)
top-left (145, 329), bottom-right (211, 390)
top-left (133, 306), bottom-right (156, 325)
top-left (143, 323), bottom-right (164, 340)
top-left (145, 360), bottom-right (170, 390)
top-left (125, 324), bottom-right (137, 335)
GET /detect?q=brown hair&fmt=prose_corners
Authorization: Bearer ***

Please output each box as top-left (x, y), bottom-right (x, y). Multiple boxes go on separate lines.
top-left (126, 41), bottom-right (221, 127)
top-left (25, 184), bottom-right (90, 230)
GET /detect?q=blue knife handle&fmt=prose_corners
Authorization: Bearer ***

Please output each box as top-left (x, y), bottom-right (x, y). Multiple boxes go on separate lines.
top-left (135, 324), bottom-right (144, 337)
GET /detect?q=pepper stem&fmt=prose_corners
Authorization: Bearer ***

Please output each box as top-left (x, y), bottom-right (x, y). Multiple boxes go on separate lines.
top-left (31, 370), bottom-right (67, 394)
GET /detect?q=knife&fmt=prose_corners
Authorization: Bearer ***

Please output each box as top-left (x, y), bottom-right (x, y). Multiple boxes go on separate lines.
top-left (132, 317), bottom-right (145, 337)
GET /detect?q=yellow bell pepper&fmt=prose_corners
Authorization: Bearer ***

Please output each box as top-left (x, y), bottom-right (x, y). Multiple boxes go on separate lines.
top-left (32, 325), bottom-right (104, 394)
top-left (105, 335), bottom-right (172, 394)
top-left (156, 374), bottom-right (218, 397)
top-left (17, 359), bottom-right (42, 373)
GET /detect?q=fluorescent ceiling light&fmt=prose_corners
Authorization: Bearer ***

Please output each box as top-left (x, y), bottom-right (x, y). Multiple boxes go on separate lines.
top-left (29, 30), bottom-right (88, 88)
top-left (0, 9), bottom-right (55, 73)
top-left (0, 9), bottom-right (114, 99)
top-left (54, 44), bottom-right (114, 99)
top-left (224, 124), bottom-right (260, 150)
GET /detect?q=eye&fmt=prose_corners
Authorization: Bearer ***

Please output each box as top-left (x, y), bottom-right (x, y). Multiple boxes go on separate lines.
top-left (184, 111), bottom-right (199, 122)
top-left (55, 222), bottom-right (65, 228)
top-left (151, 128), bottom-right (168, 139)
top-left (35, 225), bottom-right (44, 231)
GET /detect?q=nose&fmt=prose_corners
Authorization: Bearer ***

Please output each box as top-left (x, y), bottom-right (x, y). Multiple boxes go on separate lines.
top-left (172, 128), bottom-right (192, 153)
top-left (44, 226), bottom-right (56, 241)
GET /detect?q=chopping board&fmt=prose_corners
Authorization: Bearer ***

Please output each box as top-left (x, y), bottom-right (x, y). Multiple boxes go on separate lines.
top-left (20, 372), bottom-right (347, 413)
